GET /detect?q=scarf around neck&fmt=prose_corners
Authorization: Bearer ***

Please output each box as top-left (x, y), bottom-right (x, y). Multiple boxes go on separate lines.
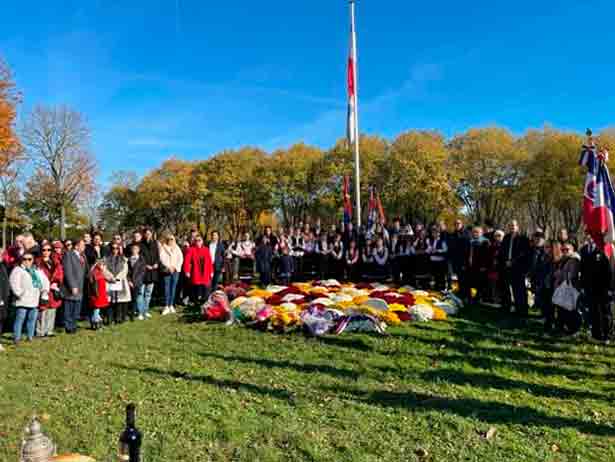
top-left (24, 266), bottom-right (43, 290)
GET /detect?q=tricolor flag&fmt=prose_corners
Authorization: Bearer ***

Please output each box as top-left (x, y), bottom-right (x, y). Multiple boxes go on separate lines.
top-left (580, 142), bottom-right (615, 255)
top-left (346, 2), bottom-right (358, 146)
top-left (367, 186), bottom-right (377, 231)
top-left (343, 175), bottom-right (353, 225)
top-left (376, 190), bottom-right (386, 225)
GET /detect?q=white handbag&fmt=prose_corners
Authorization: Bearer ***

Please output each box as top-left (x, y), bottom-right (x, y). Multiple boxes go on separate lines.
top-left (552, 281), bottom-right (579, 312)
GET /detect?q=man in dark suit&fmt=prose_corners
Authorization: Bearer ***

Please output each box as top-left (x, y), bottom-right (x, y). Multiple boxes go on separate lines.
top-left (498, 220), bottom-right (531, 318)
top-left (62, 239), bottom-right (87, 333)
top-left (208, 230), bottom-right (226, 291)
top-left (580, 236), bottom-right (613, 342)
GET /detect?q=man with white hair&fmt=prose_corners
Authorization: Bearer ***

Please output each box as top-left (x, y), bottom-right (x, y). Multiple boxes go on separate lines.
top-left (498, 220), bottom-right (531, 319)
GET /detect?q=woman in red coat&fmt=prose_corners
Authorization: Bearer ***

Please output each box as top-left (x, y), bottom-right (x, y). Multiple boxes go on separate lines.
top-left (183, 235), bottom-right (213, 305)
top-left (35, 244), bottom-right (64, 337)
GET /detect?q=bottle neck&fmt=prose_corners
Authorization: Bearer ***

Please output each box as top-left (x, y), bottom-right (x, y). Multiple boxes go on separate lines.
top-left (126, 405), bottom-right (136, 428)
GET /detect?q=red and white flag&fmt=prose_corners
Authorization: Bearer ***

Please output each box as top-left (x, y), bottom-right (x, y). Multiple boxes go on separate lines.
top-left (346, 2), bottom-right (358, 146)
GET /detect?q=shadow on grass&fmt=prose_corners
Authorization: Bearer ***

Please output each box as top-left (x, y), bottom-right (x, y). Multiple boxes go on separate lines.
top-left (315, 335), bottom-right (373, 352)
top-left (179, 304), bottom-right (204, 324)
top-left (199, 351), bottom-right (360, 380)
top-left (113, 364), bottom-right (293, 401)
top-left (322, 384), bottom-right (615, 437)
top-left (421, 368), bottom-right (611, 402)
top-left (375, 351), bottom-right (609, 381)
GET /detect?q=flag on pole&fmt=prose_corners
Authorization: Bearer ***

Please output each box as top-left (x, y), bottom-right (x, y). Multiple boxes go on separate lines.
top-left (343, 175), bottom-right (353, 225)
top-left (346, 4), bottom-right (358, 146)
top-left (376, 190), bottom-right (386, 225)
top-left (367, 186), bottom-right (377, 231)
top-left (580, 140), bottom-right (615, 255)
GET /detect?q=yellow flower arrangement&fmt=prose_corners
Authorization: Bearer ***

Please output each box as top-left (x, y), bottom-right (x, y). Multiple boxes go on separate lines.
top-left (352, 295), bottom-right (369, 305)
top-left (309, 287), bottom-right (330, 296)
top-left (388, 303), bottom-right (408, 313)
top-left (335, 301), bottom-right (355, 310)
top-left (432, 307), bottom-right (448, 321)
top-left (379, 310), bottom-right (401, 326)
top-left (247, 289), bottom-right (273, 298)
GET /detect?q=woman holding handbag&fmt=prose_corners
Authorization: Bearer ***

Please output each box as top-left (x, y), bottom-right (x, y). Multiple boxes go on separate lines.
top-left (552, 242), bottom-right (582, 335)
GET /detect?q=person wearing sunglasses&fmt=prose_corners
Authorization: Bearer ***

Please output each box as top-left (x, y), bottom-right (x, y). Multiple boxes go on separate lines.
top-left (35, 246), bottom-right (64, 337)
top-left (10, 253), bottom-right (50, 344)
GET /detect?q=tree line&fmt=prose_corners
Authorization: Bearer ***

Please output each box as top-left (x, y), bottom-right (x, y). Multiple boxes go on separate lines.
top-left (101, 126), bottom-right (613, 239)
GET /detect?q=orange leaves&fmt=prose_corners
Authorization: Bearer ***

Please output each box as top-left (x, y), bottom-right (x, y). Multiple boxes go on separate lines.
top-left (0, 59), bottom-right (20, 155)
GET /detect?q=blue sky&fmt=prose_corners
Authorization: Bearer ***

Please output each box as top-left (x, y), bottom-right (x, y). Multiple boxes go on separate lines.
top-left (3, 1), bottom-right (615, 182)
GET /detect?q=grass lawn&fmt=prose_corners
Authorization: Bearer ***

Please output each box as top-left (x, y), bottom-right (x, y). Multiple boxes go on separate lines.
top-left (1, 304), bottom-right (614, 462)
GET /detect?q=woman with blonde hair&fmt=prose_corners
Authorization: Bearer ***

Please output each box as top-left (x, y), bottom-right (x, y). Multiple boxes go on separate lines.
top-left (159, 232), bottom-right (184, 315)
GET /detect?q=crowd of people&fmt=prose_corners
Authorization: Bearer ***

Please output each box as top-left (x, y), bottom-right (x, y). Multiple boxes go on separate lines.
top-left (0, 216), bottom-right (612, 352)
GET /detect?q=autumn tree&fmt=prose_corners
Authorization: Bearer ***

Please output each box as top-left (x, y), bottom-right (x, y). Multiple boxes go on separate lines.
top-left (99, 170), bottom-right (142, 233)
top-left (314, 135), bottom-right (388, 222)
top-left (0, 59), bottom-right (20, 154)
top-left (376, 130), bottom-right (458, 224)
top-left (195, 147), bottom-right (271, 235)
top-left (21, 106), bottom-right (97, 239)
top-left (263, 143), bottom-right (324, 225)
top-left (137, 158), bottom-right (196, 233)
top-left (515, 128), bottom-right (583, 235)
top-left (448, 127), bottom-right (527, 226)
top-left (0, 59), bottom-right (25, 247)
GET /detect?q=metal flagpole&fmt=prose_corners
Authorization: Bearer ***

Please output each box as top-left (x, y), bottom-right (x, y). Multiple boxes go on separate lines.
top-left (350, 0), bottom-right (361, 228)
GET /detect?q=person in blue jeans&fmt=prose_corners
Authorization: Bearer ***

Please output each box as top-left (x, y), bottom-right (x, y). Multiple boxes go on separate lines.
top-left (139, 228), bottom-right (160, 318)
top-left (128, 244), bottom-right (147, 320)
top-left (159, 234), bottom-right (184, 315)
top-left (10, 253), bottom-right (50, 344)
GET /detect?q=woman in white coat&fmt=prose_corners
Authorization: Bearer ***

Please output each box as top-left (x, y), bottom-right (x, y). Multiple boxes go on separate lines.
top-left (10, 253), bottom-right (50, 343)
top-left (104, 243), bottom-right (132, 323)
top-left (159, 233), bottom-right (184, 315)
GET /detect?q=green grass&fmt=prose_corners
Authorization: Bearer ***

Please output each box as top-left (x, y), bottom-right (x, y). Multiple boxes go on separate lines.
top-left (1, 305), bottom-right (614, 462)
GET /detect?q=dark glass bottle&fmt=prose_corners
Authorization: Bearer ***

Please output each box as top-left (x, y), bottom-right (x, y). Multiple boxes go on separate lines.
top-left (118, 404), bottom-right (142, 462)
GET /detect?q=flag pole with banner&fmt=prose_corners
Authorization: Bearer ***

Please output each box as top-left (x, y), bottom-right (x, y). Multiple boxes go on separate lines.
top-left (580, 128), bottom-right (614, 256)
top-left (347, 0), bottom-right (361, 227)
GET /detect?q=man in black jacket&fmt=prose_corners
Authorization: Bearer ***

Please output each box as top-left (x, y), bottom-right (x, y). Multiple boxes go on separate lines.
top-left (580, 238), bottom-right (613, 342)
top-left (448, 219), bottom-right (470, 293)
top-left (208, 230), bottom-right (226, 291)
top-left (498, 220), bottom-right (531, 318)
top-left (139, 228), bottom-right (160, 318)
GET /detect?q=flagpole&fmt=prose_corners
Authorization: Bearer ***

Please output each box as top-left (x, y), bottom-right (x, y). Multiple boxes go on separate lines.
top-left (350, 0), bottom-right (361, 228)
